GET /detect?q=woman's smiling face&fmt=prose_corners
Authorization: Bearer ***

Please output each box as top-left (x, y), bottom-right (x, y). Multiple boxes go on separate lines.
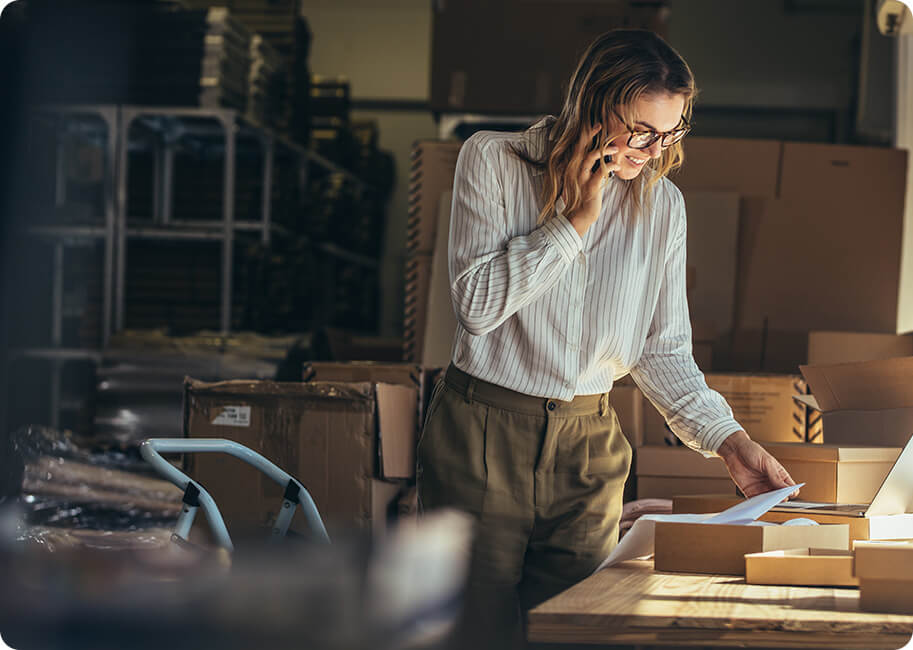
top-left (610, 92), bottom-right (686, 181)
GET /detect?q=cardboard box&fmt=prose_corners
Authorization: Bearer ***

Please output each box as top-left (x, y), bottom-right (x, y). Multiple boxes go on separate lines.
top-left (302, 361), bottom-right (430, 430)
top-left (403, 254), bottom-right (432, 363)
top-left (420, 191), bottom-right (458, 368)
top-left (744, 548), bottom-right (857, 587)
top-left (798, 357), bottom-right (913, 447)
top-left (808, 331), bottom-right (913, 366)
top-left (430, 1), bottom-right (667, 114)
top-left (635, 446), bottom-right (736, 499)
top-left (704, 373), bottom-right (809, 443)
top-left (735, 142), bottom-right (910, 336)
top-left (183, 378), bottom-right (417, 536)
top-left (406, 141), bottom-right (461, 255)
top-left (673, 137), bottom-right (781, 199)
top-left (654, 521), bottom-right (849, 575)
top-left (611, 384), bottom-right (643, 503)
top-left (609, 385), bottom-right (644, 449)
top-left (761, 443), bottom-right (900, 504)
top-left (855, 541), bottom-right (913, 614)
top-left (672, 494), bottom-right (913, 543)
top-left (683, 191), bottom-right (739, 338)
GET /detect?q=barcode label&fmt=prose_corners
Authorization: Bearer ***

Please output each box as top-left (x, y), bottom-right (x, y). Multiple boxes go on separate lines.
top-left (212, 405), bottom-right (251, 427)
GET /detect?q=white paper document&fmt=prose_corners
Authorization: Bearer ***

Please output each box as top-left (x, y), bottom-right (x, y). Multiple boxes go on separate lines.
top-left (595, 484), bottom-right (804, 572)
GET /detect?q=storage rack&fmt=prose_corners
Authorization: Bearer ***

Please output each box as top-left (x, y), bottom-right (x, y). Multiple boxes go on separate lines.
top-left (9, 103), bottom-right (377, 430)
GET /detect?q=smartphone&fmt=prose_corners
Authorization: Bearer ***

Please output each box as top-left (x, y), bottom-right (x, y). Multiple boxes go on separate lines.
top-left (589, 134), bottom-right (614, 175)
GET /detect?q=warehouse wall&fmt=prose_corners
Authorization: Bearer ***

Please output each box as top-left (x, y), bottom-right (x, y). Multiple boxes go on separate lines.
top-left (301, 0), bottom-right (866, 338)
top-left (300, 0), bottom-right (435, 337)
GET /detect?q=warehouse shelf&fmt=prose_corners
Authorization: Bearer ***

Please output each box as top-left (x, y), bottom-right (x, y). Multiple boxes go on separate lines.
top-left (11, 348), bottom-right (104, 361)
top-left (9, 103), bottom-right (382, 433)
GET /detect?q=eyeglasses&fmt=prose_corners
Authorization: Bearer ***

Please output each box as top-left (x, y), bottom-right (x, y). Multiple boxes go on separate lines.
top-left (616, 114), bottom-right (691, 150)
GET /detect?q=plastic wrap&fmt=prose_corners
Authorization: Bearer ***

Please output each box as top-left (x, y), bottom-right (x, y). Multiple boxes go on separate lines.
top-left (4, 425), bottom-right (182, 536)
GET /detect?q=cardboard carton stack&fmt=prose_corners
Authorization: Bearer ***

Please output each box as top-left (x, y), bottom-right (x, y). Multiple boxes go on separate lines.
top-left (674, 137), bottom-right (911, 373)
top-left (633, 372), bottom-right (811, 501)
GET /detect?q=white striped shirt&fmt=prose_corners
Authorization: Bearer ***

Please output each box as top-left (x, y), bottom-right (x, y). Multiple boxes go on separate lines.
top-left (447, 117), bottom-right (743, 455)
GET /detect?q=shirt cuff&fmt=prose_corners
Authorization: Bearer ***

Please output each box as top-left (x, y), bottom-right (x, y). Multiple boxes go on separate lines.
top-left (540, 213), bottom-right (584, 263)
top-left (696, 418), bottom-right (745, 458)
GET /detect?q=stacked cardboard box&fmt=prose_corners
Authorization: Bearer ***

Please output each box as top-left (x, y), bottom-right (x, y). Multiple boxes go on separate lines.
top-left (403, 140), bottom-right (462, 364)
top-left (674, 137), bottom-right (911, 372)
top-left (431, 0), bottom-right (667, 114)
top-left (641, 373), bottom-right (810, 448)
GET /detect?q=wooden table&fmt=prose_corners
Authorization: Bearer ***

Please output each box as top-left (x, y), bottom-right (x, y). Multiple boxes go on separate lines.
top-left (528, 560), bottom-right (913, 648)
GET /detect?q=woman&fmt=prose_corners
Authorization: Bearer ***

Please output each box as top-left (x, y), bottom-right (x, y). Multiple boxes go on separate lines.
top-left (417, 28), bottom-right (797, 648)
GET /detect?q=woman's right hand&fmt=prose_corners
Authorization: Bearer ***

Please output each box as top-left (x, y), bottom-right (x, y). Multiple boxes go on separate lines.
top-left (565, 125), bottom-right (620, 237)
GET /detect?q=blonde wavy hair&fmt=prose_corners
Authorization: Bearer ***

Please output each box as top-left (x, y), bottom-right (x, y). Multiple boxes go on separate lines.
top-left (512, 29), bottom-right (696, 223)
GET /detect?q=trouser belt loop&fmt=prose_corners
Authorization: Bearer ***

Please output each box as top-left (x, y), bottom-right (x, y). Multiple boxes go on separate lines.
top-left (600, 393), bottom-right (610, 417)
top-left (465, 377), bottom-right (476, 404)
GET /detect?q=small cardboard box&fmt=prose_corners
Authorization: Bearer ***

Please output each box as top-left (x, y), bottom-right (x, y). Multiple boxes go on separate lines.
top-left (654, 521), bottom-right (849, 575)
top-left (672, 494), bottom-right (913, 543)
top-left (635, 446), bottom-right (736, 499)
top-left (760, 443), bottom-right (900, 504)
top-left (183, 378), bottom-right (417, 536)
top-left (855, 541), bottom-right (913, 614)
top-left (745, 548), bottom-right (857, 587)
top-left (798, 357), bottom-right (913, 447)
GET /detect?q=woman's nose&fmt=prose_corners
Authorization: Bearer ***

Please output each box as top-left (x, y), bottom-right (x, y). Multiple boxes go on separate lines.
top-left (646, 141), bottom-right (663, 159)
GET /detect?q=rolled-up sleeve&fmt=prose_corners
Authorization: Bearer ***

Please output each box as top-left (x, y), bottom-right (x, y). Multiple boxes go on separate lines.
top-left (449, 133), bottom-right (583, 337)
top-left (629, 189), bottom-right (743, 456)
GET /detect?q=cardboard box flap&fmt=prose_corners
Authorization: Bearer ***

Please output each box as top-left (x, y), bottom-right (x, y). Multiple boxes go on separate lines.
top-left (302, 362), bottom-right (422, 389)
top-left (799, 357), bottom-right (913, 412)
top-left (185, 376), bottom-right (374, 406)
top-left (793, 394), bottom-right (819, 410)
top-left (375, 383), bottom-right (419, 480)
top-left (762, 442), bottom-right (902, 463)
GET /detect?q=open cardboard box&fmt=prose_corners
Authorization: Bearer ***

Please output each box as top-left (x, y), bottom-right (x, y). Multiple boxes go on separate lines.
top-left (183, 378), bottom-right (417, 537)
top-left (654, 521), bottom-right (849, 576)
top-left (795, 356), bottom-right (913, 447)
top-left (855, 540), bottom-right (913, 614)
top-left (744, 548), bottom-right (857, 587)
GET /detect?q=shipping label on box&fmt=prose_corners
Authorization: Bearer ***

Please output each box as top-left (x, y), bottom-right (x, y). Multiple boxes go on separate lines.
top-left (183, 378), bottom-right (416, 536)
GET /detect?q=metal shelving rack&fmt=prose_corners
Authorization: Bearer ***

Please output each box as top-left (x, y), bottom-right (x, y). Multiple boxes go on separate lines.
top-left (9, 104), bottom-right (377, 430)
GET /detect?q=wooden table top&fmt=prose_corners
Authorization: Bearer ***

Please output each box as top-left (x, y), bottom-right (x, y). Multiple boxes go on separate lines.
top-left (528, 560), bottom-right (913, 648)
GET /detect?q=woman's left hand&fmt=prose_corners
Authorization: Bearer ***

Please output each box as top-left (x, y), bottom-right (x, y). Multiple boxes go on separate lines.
top-left (717, 430), bottom-right (799, 499)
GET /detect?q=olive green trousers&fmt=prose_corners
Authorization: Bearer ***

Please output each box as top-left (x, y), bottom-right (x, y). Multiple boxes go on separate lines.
top-left (417, 364), bottom-right (631, 649)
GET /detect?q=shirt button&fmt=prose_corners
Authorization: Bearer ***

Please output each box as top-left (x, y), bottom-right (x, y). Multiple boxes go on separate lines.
top-left (547, 401), bottom-right (557, 411)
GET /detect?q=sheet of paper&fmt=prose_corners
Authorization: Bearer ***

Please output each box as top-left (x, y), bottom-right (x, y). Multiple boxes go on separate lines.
top-left (595, 484), bottom-right (804, 572)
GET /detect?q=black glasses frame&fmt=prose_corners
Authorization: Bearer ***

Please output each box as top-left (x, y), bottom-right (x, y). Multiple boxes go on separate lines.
top-left (624, 117), bottom-right (691, 150)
